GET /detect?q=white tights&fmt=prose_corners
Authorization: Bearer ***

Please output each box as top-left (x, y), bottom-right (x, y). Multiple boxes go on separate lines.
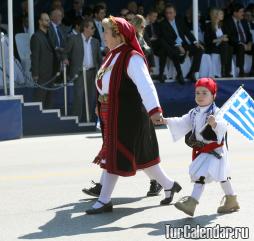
top-left (92, 164), bottom-right (174, 209)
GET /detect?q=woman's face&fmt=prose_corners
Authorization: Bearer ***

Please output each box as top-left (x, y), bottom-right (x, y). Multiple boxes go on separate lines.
top-left (135, 21), bottom-right (145, 34)
top-left (195, 86), bottom-right (214, 107)
top-left (103, 27), bottom-right (120, 49)
top-left (218, 10), bottom-right (224, 21)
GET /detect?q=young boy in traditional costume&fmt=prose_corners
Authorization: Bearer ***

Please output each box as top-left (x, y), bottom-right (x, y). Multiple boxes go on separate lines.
top-left (162, 77), bottom-right (240, 216)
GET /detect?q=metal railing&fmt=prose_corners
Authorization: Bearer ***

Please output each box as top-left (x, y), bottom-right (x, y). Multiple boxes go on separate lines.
top-left (0, 32), bottom-right (8, 95)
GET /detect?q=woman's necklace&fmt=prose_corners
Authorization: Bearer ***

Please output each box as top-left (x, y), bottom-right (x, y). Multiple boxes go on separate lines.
top-left (96, 65), bottom-right (114, 80)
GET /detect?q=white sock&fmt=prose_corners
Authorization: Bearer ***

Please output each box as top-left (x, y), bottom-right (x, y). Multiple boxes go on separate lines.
top-left (220, 180), bottom-right (235, 195)
top-left (99, 169), bottom-right (106, 185)
top-left (92, 171), bottom-right (119, 209)
top-left (144, 164), bottom-right (174, 198)
top-left (191, 183), bottom-right (205, 201)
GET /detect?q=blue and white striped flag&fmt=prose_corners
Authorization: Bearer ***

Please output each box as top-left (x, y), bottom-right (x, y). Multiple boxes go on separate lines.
top-left (218, 86), bottom-right (254, 141)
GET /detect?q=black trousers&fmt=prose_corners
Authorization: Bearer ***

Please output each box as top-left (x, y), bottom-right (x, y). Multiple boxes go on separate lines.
top-left (159, 40), bottom-right (203, 77)
top-left (33, 78), bottom-right (54, 109)
top-left (210, 42), bottom-right (233, 76)
top-left (233, 43), bottom-right (254, 73)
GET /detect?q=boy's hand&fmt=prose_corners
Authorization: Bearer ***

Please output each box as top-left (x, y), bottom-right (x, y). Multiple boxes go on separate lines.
top-left (207, 115), bottom-right (217, 128)
top-left (162, 117), bottom-right (168, 125)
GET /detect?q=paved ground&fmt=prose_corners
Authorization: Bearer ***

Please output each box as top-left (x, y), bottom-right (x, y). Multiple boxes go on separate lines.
top-left (0, 126), bottom-right (253, 241)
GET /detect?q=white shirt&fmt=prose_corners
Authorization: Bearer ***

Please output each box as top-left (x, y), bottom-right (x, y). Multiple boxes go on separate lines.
top-left (169, 19), bottom-right (183, 46)
top-left (81, 34), bottom-right (94, 69)
top-left (95, 44), bottom-right (161, 113)
top-left (94, 19), bottom-right (105, 48)
top-left (51, 22), bottom-right (61, 46)
top-left (216, 27), bottom-right (223, 38)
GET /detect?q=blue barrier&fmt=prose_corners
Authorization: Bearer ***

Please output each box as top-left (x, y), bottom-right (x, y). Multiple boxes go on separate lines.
top-left (0, 96), bottom-right (23, 141)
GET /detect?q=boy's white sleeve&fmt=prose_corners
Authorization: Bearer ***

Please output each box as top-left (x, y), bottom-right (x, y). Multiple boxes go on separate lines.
top-left (165, 113), bottom-right (192, 142)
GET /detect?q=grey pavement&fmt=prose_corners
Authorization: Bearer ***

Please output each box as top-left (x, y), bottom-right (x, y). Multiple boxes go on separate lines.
top-left (0, 127), bottom-right (253, 241)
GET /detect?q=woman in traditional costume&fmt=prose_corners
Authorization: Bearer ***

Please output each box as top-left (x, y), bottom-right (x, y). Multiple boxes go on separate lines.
top-left (86, 16), bottom-right (182, 214)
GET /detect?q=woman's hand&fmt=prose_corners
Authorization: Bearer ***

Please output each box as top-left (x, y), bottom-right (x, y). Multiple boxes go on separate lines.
top-left (150, 112), bottom-right (164, 125)
top-left (207, 115), bottom-right (217, 128)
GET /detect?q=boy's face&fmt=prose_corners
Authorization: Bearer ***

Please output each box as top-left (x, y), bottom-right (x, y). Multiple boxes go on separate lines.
top-left (195, 86), bottom-right (214, 107)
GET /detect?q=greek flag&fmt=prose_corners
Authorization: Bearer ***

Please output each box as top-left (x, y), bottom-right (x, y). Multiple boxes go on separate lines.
top-left (218, 87), bottom-right (254, 141)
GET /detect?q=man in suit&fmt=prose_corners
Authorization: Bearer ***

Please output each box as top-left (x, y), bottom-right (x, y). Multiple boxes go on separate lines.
top-left (224, 3), bottom-right (254, 76)
top-left (30, 13), bottom-right (55, 109)
top-left (159, 4), bottom-right (204, 84)
top-left (63, 18), bottom-right (102, 122)
top-left (144, 9), bottom-right (160, 56)
top-left (48, 8), bottom-right (68, 76)
top-left (93, 5), bottom-right (107, 54)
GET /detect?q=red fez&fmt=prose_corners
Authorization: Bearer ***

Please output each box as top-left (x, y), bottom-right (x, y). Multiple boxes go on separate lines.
top-left (109, 16), bottom-right (145, 58)
top-left (195, 77), bottom-right (217, 95)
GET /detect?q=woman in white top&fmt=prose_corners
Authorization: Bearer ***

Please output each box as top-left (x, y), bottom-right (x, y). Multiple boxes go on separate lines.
top-left (204, 8), bottom-right (233, 77)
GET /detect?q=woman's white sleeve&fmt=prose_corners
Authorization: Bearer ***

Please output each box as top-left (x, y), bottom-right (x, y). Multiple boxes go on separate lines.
top-left (127, 54), bottom-right (161, 114)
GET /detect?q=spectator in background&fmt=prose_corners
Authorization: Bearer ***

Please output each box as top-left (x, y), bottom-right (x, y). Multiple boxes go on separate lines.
top-left (204, 8), bottom-right (233, 77)
top-left (97, 1), bottom-right (108, 12)
top-left (144, 9), bottom-right (160, 56)
top-left (244, 8), bottom-right (254, 33)
top-left (30, 13), bottom-right (54, 109)
top-left (127, 1), bottom-right (138, 14)
top-left (14, 14), bottom-right (29, 34)
top-left (68, 16), bottom-right (83, 36)
top-left (48, 8), bottom-right (68, 76)
top-left (14, 0), bottom-right (28, 33)
top-left (184, 7), bottom-right (205, 43)
top-left (63, 18), bottom-right (102, 122)
top-left (93, 5), bottom-right (107, 54)
top-left (155, 0), bottom-right (166, 22)
top-left (137, 4), bottom-right (145, 16)
top-left (159, 4), bottom-right (204, 84)
top-left (125, 12), bottom-right (135, 22)
top-left (131, 15), bottom-right (155, 69)
top-left (119, 8), bottom-right (129, 19)
top-left (50, 0), bottom-right (63, 11)
top-left (64, 0), bottom-right (85, 26)
top-left (224, 3), bottom-right (254, 76)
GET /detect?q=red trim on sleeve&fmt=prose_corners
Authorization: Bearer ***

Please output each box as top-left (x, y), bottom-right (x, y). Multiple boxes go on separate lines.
top-left (149, 107), bottom-right (163, 116)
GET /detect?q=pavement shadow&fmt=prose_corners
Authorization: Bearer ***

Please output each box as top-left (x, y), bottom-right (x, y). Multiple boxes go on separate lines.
top-left (130, 213), bottom-right (220, 237)
top-left (19, 196), bottom-right (159, 240)
top-left (86, 135), bottom-right (102, 139)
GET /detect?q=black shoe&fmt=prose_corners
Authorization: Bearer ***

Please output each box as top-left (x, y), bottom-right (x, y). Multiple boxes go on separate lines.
top-left (186, 72), bottom-right (196, 83)
top-left (160, 182), bottom-right (182, 205)
top-left (147, 180), bottom-right (163, 196)
top-left (82, 181), bottom-right (102, 197)
top-left (176, 74), bottom-right (185, 85)
top-left (86, 200), bottom-right (113, 215)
